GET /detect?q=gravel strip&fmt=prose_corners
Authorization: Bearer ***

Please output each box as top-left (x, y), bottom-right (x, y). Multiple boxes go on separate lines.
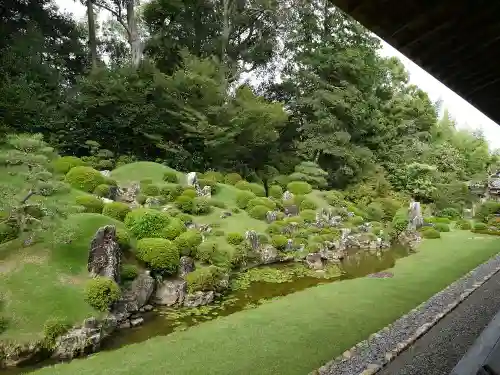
top-left (312, 254), bottom-right (500, 375)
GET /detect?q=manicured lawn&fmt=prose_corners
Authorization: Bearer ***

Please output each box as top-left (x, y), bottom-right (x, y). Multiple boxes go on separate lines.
top-left (33, 230), bottom-right (500, 375)
top-left (0, 214), bottom-right (125, 341)
top-left (111, 162), bottom-right (183, 184)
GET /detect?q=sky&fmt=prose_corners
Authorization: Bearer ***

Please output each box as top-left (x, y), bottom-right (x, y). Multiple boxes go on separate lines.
top-left (55, 0), bottom-right (500, 150)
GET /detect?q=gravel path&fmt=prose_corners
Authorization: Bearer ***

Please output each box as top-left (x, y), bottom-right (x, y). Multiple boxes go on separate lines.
top-left (314, 254), bottom-right (500, 375)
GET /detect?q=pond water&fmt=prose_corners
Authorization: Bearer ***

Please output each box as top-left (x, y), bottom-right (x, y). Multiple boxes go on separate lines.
top-left (3, 245), bottom-right (411, 374)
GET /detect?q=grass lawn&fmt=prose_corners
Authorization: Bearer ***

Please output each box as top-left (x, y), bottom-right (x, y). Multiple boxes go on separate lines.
top-left (111, 162), bottom-right (183, 184)
top-left (33, 230), bottom-right (500, 375)
top-left (0, 213), bottom-right (125, 342)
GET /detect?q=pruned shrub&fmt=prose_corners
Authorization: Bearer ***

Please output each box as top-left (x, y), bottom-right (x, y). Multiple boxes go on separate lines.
top-left (474, 222), bottom-right (488, 231)
top-left (290, 161), bottom-right (328, 189)
top-left (43, 318), bottom-right (71, 344)
top-left (271, 235), bottom-right (288, 250)
top-left (209, 199), bottom-right (226, 209)
top-left (182, 188), bottom-right (197, 198)
top-left (476, 201), bottom-right (500, 223)
top-left (84, 276), bottom-right (121, 312)
top-left (93, 184), bottom-right (111, 198)
top-left (192, 197), bottom-right (212, 215)
top-left (323, 190), bottom-right (345, 206)
top-left (248, 205), bottom-right (269, 220)
top-left (437, 207), bottom-right (461, 220)
top-left (162, 217), bottom-right (186, 240)
top-left (300, 209), bottom-right (317, 223)
top-left (124, 209), bottom-right (171, 239)
top-left (247, 197), bottom-right (276, 211)
top-left (160, 184), bottom-right (184, 201)
top-left (175, 195), bottom-right (194, 213)
top-left (266, 222), bottom-right (285, 235)
top-left (141, 184), bottom-right (160, 196)
top-left (270, 175), bottom-right (289, 189)
top-left (366, 202), bottom-right (384, 222)
top-left (116, 228), bottom-right (131, 251)
top-left (136, 194), bottom-right (147, 205)
top-left (226, 232), bottom-right (244, 245)
top-left (392, 207), bottom-right (409, 234)
top-left (287, 181), bottom-right (312, 195)
top-left (75, 195), bottom-right (104, 214)
top-left (120, 264), bottom-right (139, 281)
top-left (174, 230), bottom-right (203, 256)
top-left (102, 202), bottom-right (130, 221)
top-left (268, 185), bottom-right (283, 199)
top-left (0, 223), bottom-right (19, 244)
top-left (349, 215), bottom-right (364, 226)
top-left (203, 171), bottom-right (224, 182)
top-left (185, 265), bottom-right (224, 293)
top-left (136, 238), bottom-right (180, 274)
top-left (248, 183), bottom-right (266, 197)
top-left (456, 219), bottom-right (472, 230)
top-left (51, 156), bottom-right (86, 174)
top-left (236, 190), bottom-right (256, 209)
top-left (163, 171), bottom-right (178, 183)
top-left (65, 166), bottom-right (105, 193)
top-left (434, 223), bottom-right (450, 232)
top-left (375, 197), bottom-right (401, 220)
top-left (300, 199), bottom-right (317, 211)
top-left (195, 240), bottom-right (219, 264)
top-left (224, 173), bottom-right (243, 185)
top-left (422, 228), bottom-right (441, 239)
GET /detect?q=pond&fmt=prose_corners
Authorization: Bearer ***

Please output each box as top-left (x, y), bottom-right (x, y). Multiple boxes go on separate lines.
top-left (3, 245), bottom-right (412, 374)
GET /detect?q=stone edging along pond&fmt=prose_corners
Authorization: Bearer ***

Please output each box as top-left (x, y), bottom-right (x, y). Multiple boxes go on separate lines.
top-left (311, 253), bottom-right (500, 375)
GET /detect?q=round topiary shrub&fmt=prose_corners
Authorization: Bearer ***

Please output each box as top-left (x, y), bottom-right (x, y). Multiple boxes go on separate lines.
top-left (422, 228), bottom-right (441, 239)
top-left (434, 217), bottom-right (451, 224)
top-left (120, 264), bottom-right (139, 281)
top-left (392, 207), bottom-right (409, 234)
top-left (195, 241), bottom-right (219, 264)
top-left (300, 209), bottom-right (317, 223)
top-left (177, 213), bottom-right (193, 224)
top-left (456, 219), bottom-right (472, 230)
top-left (247, 197), bottom-right (276, 211)
top-left (323, 190), bottom-right (345, 206)
top-left (248, 183), bottom-right (266, 197)
top-left (51, 156), bottom-right (86, 174)
top-left (116, 228), bottom-right (131, 251)
top-left (162, 217), bottom-right (186, 240)
top-left (266, 222), bottom-right (285, 235)
top-left (124, 208), bottom-right (171, 239)
top-left (174, 229), bottom-right (203, 256)
top-left (136, 194), bottom-right (147, 205)
top-left (248, 205), bottom-right (269, 220)
top-left (226, 232), bottom-right (244, 245)
top-left (93, 184), bottom-right (111, 198)
top-left (84, 276), bottom-right (121, 312)
top-left (366, 202), bottom-right (384, 222)
top-left (175, 195), bottom-right (194, 213)
top-left (349, 215), bottom-right (364, 226)
top-left (136, 238), bottom-right (180, 274)
top-left (437, 207), bottom-right (461, 220)
top-left (268, 185), bottom-right (283, 199)
top-left (286, 181), bottom-right (312, 195)
top-left (203, 171), bottom-right (224, 182)
top-left (182, 188), bottom-right (197, 198)
top-left (75, 195), bottom-right (104, 213)
top-left (160, 184), bottom-right (184, 201)
top-left (163, 171), bottom-right (178, 183)
top-left (65, 166), bottom-right (105, 193)
top-left (434, 223), bottom-right (450, 232)
top-left (235, 180), bottom-right (251, 191)
top-left (185, 265), bottom-right (223, 293)
top-left (0, 223), bottom-right (19, 244)
top-left (209, 199), bottom-right (226, 209)
top-left (224, 173), bottom-right (242, 185)
top-left (142, 184), bottom-right (160, 196)
top-left (101, 201), bottom-right (130, 221)
top-left (192, 197), bottom-right (212, 215)
top-left (236, 190), bottom-right (256, 209)
top-left (299, 199), bottom-right (317, 211)
top-left (474, 222), bottom-right (488, 231)
top-left (43, 318), bottom-right (71, 344)
top-left (271, 235), bottom-right (288, 250)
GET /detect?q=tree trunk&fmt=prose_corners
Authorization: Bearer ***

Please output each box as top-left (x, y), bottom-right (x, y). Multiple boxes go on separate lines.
top-left (126, 0), bottom-right (142, 68)
top-left (221, 0), bottom-right (231, 64)
top-left (86, 0), bottom-right (98, 68)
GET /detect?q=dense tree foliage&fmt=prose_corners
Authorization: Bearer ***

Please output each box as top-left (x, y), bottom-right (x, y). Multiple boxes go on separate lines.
top-left (1, 0), bottom-right (497, 206)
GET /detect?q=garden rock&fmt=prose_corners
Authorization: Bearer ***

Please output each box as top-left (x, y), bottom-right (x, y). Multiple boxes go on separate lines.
top-left (130, 317), bottom-right (144, 327)
top-left (245, 230), bottom-right (259, 250)
top-left (100, 170), bottom-right (111, 177)
top-left (179, 256), bottom-right (195, 277)
top-left (285, 239), bottom-right (294, 251)
top-left (186, 171), bottom-right (197, 186)
top-left (109, 185), bottom-right (119, 200)
top-left (306, 253), bottom-right (325, 270)
top-left (408, 199), bottom-right (424, 230)
top-left (398, 229), bottom-right (421, 251)
top-left (113, 272), bottom-right (155, 320)
top-left (284, 204), bottom-right (299, 217)
top-left (266, 210), bottom-right (278, 223)
top-left (2, 342), bottom-right (45, 367)
top-left (183, 291), bottom-right (215, 308)
top-left (117, 182), bottom-right (140, 204)
top-left (259, 244), bottom-right (279, 264)
top-left (282, 190), bottom-right (294, 201)
top-left (154, 279), bottom-right (187, 306)
top-left (197, 185), bottom-right (211, 198)
top-left (87, 225), bottom-right (121, 283)
top-left (220, 211), bottom-right (232, 219)
top-left (144, 196), bottom-right (162, 208)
